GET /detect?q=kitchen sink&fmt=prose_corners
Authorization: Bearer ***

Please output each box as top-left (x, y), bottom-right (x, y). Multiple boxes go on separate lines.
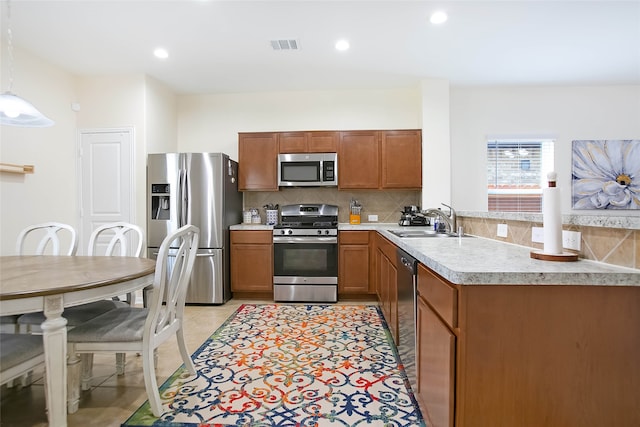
top-left (387, 229), bottom-right (469, 238)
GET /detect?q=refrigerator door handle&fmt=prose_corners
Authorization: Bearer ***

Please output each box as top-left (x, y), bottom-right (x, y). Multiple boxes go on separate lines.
top-left (196, 253), bottom-right (215, 257)
top-left (179, 168), bottom-right (188, 227)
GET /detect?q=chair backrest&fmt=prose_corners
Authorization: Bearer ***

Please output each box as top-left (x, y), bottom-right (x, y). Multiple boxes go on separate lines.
top-left (87, 222), bottom-right (144, 257)
top-left (16, 222), bottom-right (78, 256)
top-left (144, 225), bottom-right (199, 342)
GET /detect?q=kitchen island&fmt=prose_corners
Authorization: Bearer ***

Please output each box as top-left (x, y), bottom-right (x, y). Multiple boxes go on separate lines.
top-left (359, 224), bottom-right (640, 427)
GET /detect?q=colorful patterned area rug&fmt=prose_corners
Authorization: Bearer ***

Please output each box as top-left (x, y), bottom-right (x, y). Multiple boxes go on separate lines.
top-left (122, 304), bottom-right (424, 427)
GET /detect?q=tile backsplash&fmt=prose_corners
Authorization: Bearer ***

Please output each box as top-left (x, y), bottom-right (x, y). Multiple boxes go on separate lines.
top-left (458, 215), bottom-right (639, 270)
top-left (243, 188), bottom-right (420, 224)
top-left (242, 190), bottom-right (639, 271)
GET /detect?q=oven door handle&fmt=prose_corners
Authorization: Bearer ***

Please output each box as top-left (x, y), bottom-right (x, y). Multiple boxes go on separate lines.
top-left (273, 236), bottom-right (337, 244)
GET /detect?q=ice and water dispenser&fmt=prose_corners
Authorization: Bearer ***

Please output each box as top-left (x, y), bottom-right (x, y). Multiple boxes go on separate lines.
top-left (151, 184), bottom-right (170, 220)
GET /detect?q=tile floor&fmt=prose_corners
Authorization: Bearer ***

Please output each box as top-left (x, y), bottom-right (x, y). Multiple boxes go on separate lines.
top-left (0, 299), bottom-right (377, 426)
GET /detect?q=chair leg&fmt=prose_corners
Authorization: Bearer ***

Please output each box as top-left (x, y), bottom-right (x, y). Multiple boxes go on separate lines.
top-left (142, 346), bottom-right (163, 417)
top-left (67, 344), bottom-right (82, 414)
top-left (176, 326), bottom-right (196, 375)
top-left (20, 371), bottom-right (33, 387)
top-left (80, 354), bottom-right (93, 391)
top-left (116, 353), bottom-right (126, 375)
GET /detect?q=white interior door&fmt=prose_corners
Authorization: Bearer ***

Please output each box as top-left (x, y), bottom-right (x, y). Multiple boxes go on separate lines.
top-left (79, 128), bottom-right (134, 255)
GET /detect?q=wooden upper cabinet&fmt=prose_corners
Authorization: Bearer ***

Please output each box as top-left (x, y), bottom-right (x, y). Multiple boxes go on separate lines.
top-left (238, 132), bottom-right (279, 191)
top-left (338, 131), bottom-right (380, 189)
top-left (309, 132), bottom-right (339, 152)
top-left (278, 132), bottom-right (307, 153)
top-left (239, 129), bottom-right (420, 191)
top-left (381, 130), bottom-right (422, 189)
top-left (279, 131), bottom-right (338, 153)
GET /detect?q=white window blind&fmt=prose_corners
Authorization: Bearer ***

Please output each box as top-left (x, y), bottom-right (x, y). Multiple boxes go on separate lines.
top-left (487, 139), bottom-right (554, 212)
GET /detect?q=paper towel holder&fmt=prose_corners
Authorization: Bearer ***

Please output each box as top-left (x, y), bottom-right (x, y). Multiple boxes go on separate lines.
top-left (530, 250), bottom-right (578, 262)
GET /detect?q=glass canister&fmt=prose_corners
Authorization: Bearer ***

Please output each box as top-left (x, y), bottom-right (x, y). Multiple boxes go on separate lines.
top-left (349, 205), bottom-right (362, 224)
top-left (266, 209), bottom-right (278, 225)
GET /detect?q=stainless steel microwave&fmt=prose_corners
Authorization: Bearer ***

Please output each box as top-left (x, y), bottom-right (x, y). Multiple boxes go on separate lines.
top-left (278, 153), bottom-right (338, 187)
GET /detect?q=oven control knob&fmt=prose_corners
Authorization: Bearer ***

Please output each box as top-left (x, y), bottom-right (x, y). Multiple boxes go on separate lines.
top-left (325, 230), bottom-right (330, 235)
top-left (279, 230), bottom-right (286, 235)
top-left (317, 230), bottom-right (322, 235)
top-left (288, 229), bottom-right (293, 235)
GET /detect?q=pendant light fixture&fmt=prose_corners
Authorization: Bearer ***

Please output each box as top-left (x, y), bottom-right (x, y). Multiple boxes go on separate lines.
top-left (0, 0), bottom-right (54, 127)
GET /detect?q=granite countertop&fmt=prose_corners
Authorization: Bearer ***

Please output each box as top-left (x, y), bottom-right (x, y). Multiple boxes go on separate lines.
top-left (230, 222), bottom-right (640, 286)
top-left (230, 224), bottom-right (273, 230)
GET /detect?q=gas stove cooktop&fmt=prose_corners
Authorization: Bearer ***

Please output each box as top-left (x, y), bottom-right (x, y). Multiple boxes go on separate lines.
top-left (275, 204), bottom-right (338, 228)
top-left (272, 204), bottom-right (338, 236)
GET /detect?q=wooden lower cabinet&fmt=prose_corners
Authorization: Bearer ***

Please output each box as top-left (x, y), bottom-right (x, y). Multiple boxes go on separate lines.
top-left (417, 264), bottom-right (456, 427)
top-left (338, 231), bottom-right (371, 295)
top-left (415, 261), bottom-right (640, 427)
top-left (375, 234), bottom-right (398, 344)
top-left (230, 230), bottom-right (273, 293)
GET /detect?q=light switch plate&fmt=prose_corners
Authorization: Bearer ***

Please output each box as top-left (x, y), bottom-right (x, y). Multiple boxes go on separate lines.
top-left (368, 214), bottom-right (378, 222)
top-left (497, 223), bottom-right (508, 238)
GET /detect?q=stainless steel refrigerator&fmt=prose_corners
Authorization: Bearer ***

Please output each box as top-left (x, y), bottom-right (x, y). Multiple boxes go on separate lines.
top-left (147, 153), bottom-right (242, 304)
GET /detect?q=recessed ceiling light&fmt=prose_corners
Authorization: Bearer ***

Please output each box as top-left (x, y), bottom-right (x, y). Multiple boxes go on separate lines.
top-left (430, 11), bottom-right (448, 25)
top-left (153, 47), bottom-right (169, 59)
top-left (335, 39), bottom-right (350, 51)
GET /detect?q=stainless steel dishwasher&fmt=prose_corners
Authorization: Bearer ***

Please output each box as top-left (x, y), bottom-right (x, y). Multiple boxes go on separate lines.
top-left (396, 247), bottom-right (418, 393)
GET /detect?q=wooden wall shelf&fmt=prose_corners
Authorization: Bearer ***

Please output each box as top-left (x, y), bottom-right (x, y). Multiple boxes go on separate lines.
top-left (0, 163), bottom-right (35, 174)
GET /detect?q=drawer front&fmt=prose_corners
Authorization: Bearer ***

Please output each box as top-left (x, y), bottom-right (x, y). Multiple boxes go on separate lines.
top-left (231, 230), bottom-right (273, 244)
top-left (340, 231), bottom-right (370, 245)
top-left (417, 263), bottom-right (457, 328)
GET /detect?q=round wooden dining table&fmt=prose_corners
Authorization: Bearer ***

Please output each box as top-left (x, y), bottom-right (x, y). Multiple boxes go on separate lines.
top-left (0, 255), bottom-right (156, 427)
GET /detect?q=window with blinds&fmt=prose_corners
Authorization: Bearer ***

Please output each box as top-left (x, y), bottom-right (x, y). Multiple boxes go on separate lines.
top-left (487, 139), bottom-right (555, 212)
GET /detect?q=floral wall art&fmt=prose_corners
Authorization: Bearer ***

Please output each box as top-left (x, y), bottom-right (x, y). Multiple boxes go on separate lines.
top-left (572, 140), bottom-right (639, 209)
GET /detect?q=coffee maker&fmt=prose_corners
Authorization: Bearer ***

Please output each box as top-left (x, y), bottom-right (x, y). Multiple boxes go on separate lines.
top-left (398, 206), bottom-right (430, 226)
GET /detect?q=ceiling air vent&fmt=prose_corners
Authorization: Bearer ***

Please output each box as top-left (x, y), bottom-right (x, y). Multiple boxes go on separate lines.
top-left (270, 39), bottom-right (300, 50)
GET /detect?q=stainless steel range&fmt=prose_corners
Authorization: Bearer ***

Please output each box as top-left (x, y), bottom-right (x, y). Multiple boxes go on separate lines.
top-left (272, 204), bottom-right (338, 303)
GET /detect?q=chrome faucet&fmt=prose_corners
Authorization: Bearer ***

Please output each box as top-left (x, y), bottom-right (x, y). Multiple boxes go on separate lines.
top-left (423, 203), bottom-right (457, 233)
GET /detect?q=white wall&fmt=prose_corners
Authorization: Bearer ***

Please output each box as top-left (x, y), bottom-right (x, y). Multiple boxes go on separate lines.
top-left (420, 80), bottom-right (451, 210)
top-left (450, 85), bottom-right (640, 214)
top-left (177, 87), bottom-right (423, 160)
top-left (76, 75), bottom-right (150, 232)
top-left (145, 76), bottom-right (178, 154)
top-left (0, 47), bottom-right (79, 255)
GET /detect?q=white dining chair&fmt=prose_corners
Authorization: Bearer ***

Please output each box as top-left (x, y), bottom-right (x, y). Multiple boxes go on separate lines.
top-left (16, 221), bottom-right (78, 256)
top-left (83, 222), bottom-right (145, 380)
top-left (0, 333), bottom-right (45, 391)
top-left (3, 222), bottom-right (79, 333)
top-left (87, 221), bottom-right (145, 304)
top-left (66, 224), bottom-right (199, 416)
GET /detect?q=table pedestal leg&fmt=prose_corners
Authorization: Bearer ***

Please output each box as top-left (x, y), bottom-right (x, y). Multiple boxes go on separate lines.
top-left (41, 295), bottom-right (68, 427)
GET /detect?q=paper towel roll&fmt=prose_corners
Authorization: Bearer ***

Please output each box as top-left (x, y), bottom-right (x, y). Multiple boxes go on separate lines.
top-left (543, 186), bottom-right (563, 255)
